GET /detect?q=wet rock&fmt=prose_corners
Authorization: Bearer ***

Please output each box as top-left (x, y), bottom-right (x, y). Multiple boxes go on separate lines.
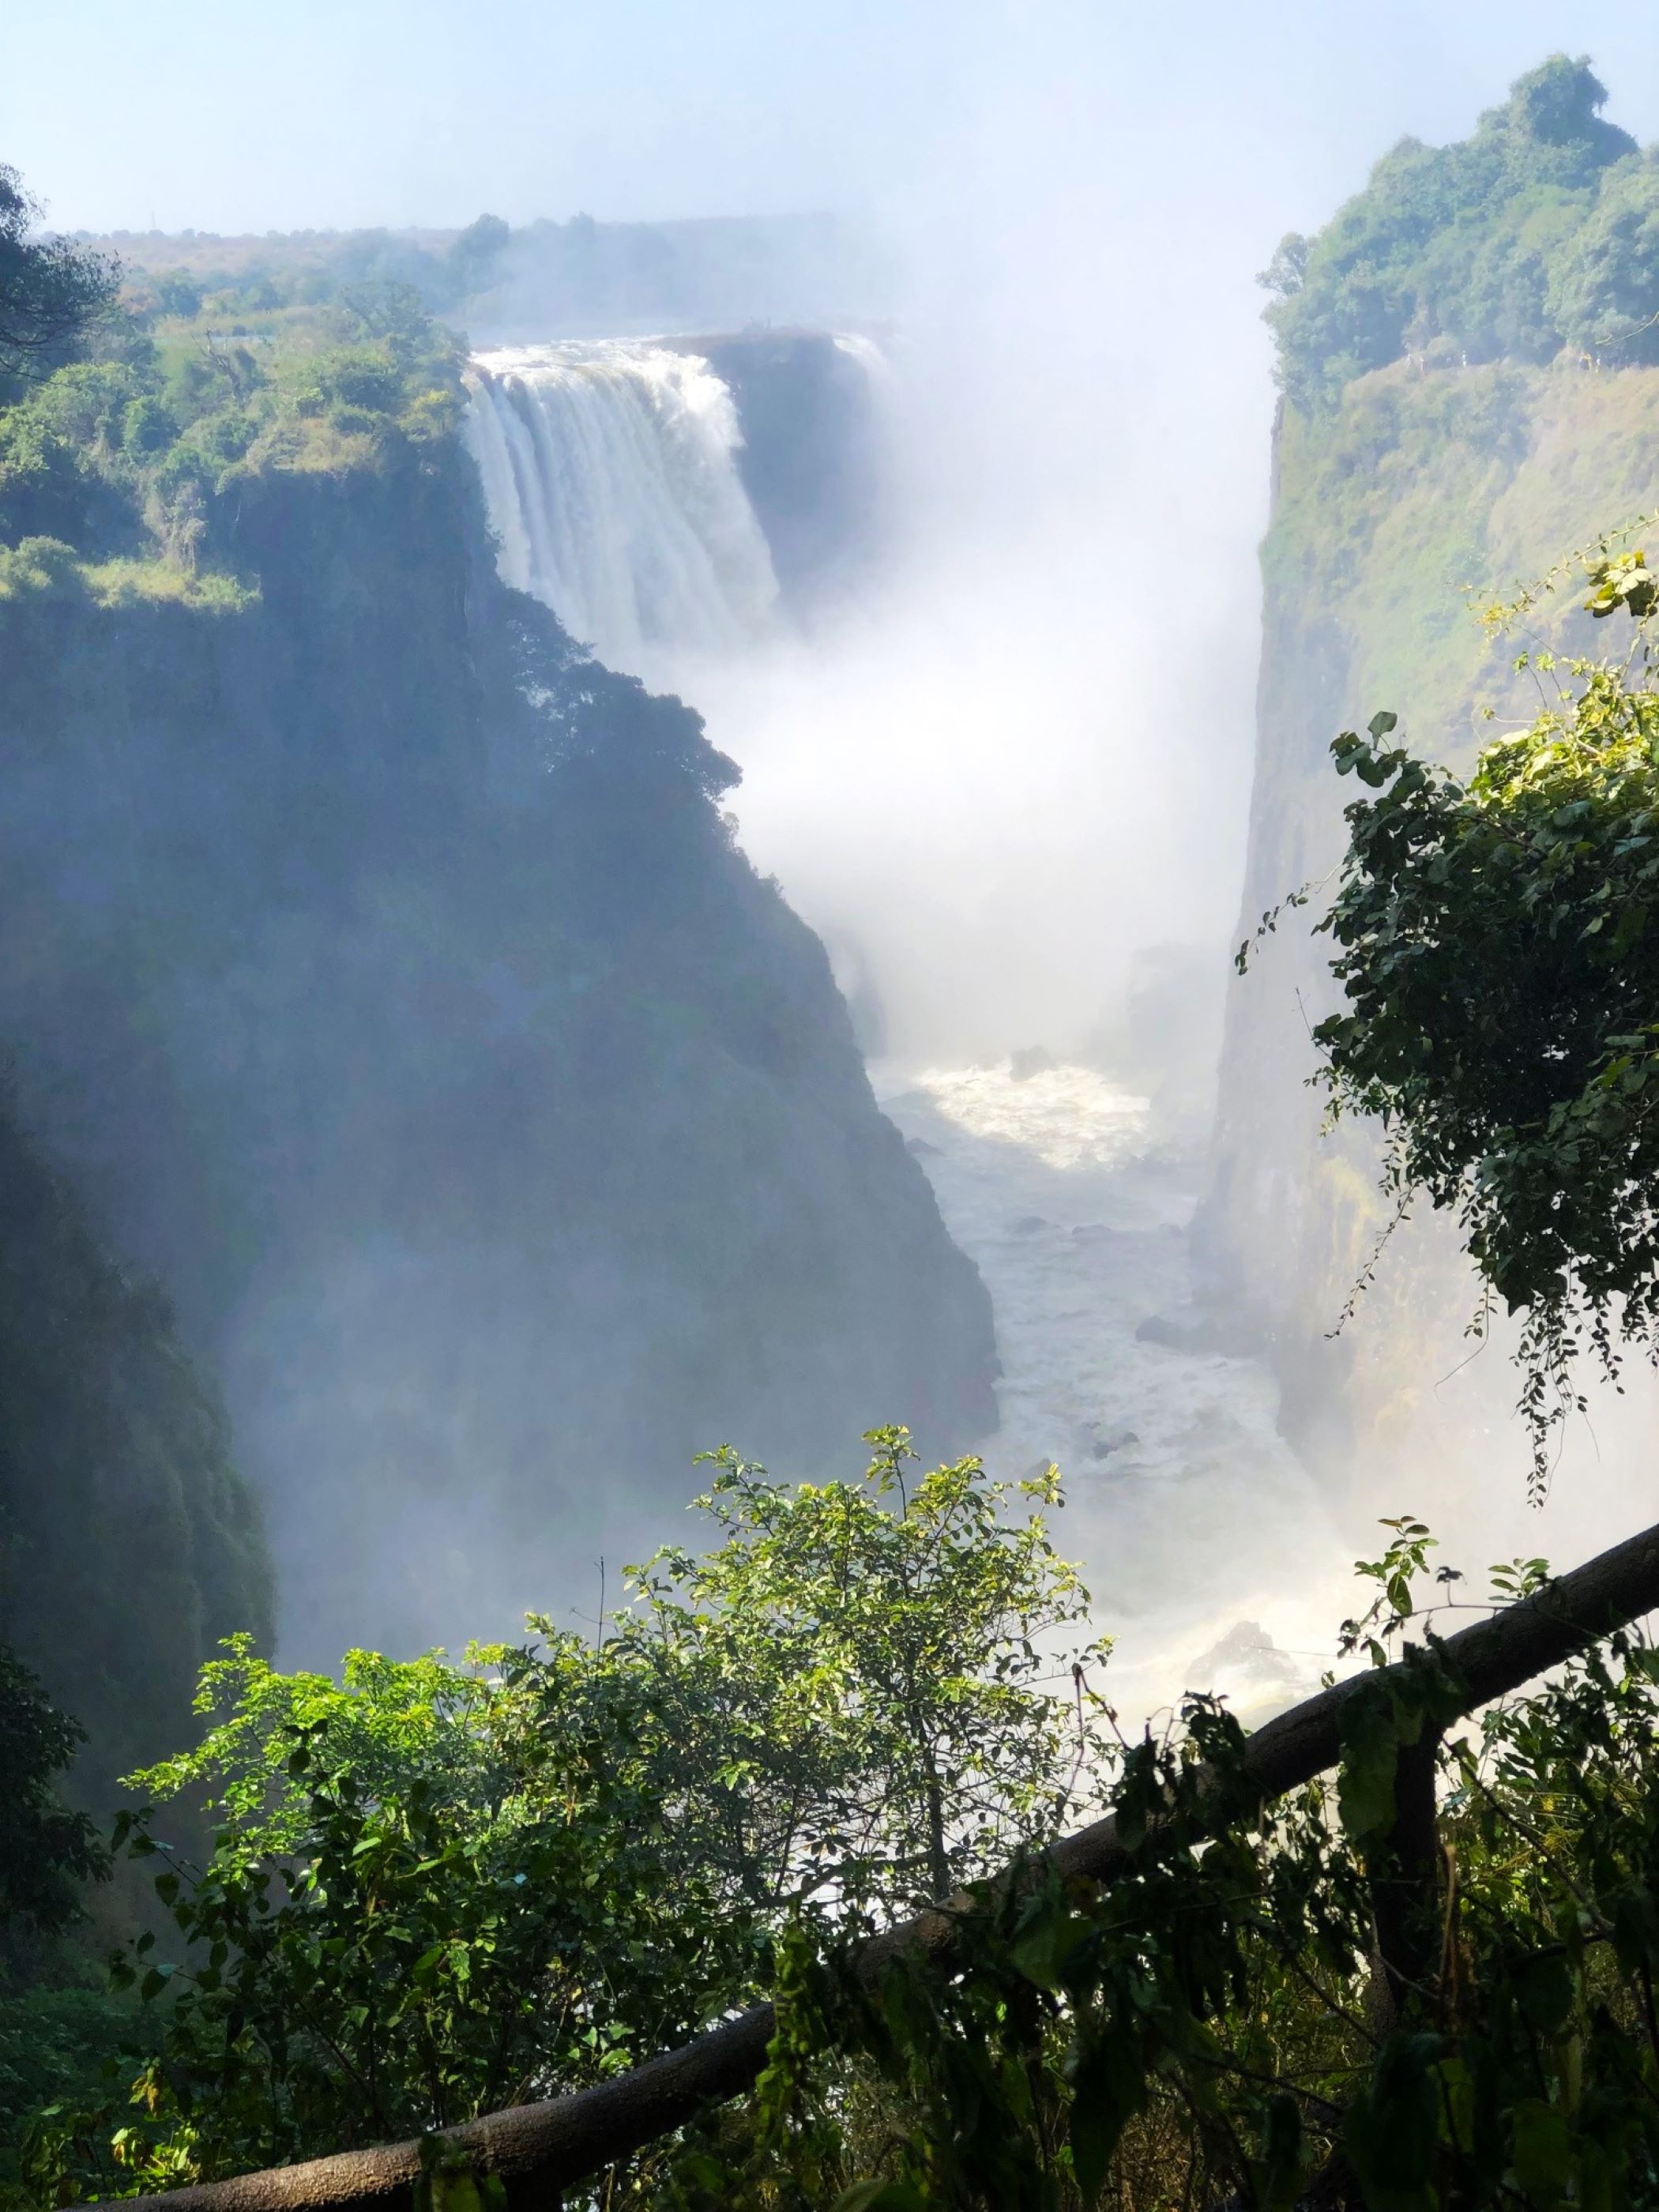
top-left (1009, 1044), bottom-right (1057, 1081)
top-left (1135, 1311), bottom-right (1206, 1350)
top-left (1080, 1414), bottom-right (1141, 1462)
top-left (1137, 1308), bottom-right (1263, 1357)
top-left (1011, 1214), bottom-right (1049, 1235)
top-left (905, 1135), bottom-right (942, 1157)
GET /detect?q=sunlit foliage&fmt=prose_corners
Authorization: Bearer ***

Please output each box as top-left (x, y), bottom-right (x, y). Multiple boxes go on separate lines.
top-left (0, 263), bottom-right (465, 600)
top-left (1262, 57), bottom-right (1659, 406)
top-left (1290, 545), bottom-right (1659, 1487)
top-left (22, 1434), bottom-right (1108, 2199)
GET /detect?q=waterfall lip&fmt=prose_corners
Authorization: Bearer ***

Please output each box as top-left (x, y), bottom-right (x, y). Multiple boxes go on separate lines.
top-left (469, 336), bottom-right (724, 380)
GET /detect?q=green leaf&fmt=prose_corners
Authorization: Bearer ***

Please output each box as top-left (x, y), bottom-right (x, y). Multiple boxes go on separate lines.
top-left (1010, 1901), bottom-right (1089, 1991)
top-left (831, 2186), bottom-right (927, 2212)
top-left (1337, 1683), bottom-right (1401, 1845)
top-left (1068, 2026), bottom-right (1146, 2202)
top-left (1249, 2093), bottom-right (1304, 2212)
top-left (1345, 2035), bottom-right (1443, 2212)
top-left (1510, 2098), bottom-right (1574, 2206)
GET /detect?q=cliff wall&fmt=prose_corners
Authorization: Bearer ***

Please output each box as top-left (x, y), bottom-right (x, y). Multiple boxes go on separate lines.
top-left (0, 431), bottom-right (995, 1668)
top-left (1202, 359), bottom-right (1659, 1489)
top-left (0, 1100), bottom-right (269, 1811)
top-left (688, 332), bottom-right (887, 608)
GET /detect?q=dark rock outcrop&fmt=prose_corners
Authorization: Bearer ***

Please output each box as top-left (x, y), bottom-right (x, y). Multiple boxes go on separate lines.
top-left (0, 434), bottom-right (995, 1664)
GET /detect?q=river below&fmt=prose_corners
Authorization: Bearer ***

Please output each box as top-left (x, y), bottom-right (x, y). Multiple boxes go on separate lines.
top-left (880, 1059), bottom-right (1356, 1732)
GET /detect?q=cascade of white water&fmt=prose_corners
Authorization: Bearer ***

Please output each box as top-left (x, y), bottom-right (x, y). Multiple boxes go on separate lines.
top-left (465, 340), bottom-right (780, 680)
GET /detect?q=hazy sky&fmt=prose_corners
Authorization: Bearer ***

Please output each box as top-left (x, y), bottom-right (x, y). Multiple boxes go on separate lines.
top-left (6, 2), bottom-right (1659, 248)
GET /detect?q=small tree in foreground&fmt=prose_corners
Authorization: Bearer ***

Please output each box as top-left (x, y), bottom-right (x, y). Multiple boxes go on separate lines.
top-left (40, 1525), bottom-right (1659, 2212)
top-left (23, 1433), bottom-right (1110, 2199)
top-left (24, 1497), bottom-right (1659, 2212)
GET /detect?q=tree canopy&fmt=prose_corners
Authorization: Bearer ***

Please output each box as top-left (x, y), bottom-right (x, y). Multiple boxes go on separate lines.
top-left (28, 1515), bottom-right (1659, 2212)
top-left (0, 1649), bottom-right (106, 1955)
top-left (1261, 57), bottom-right (1659, 405)
top-left (0, 165), bottom-right (116, 389)
top-left (0, 267), bottom-right (464, 602)
top-left (24, 1434), bottom-right (1109, 2200)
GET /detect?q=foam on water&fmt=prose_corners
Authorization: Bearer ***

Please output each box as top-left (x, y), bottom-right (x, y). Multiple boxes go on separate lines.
top-left (881, 1059), bottom-right (1357, 1730)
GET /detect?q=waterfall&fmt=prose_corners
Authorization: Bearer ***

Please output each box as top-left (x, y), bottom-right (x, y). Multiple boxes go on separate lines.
top-left (465, 340), bottom-right (780, 679)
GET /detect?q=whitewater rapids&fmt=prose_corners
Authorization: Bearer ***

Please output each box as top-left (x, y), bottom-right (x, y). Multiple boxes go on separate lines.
top-left (882, 1059), bottom-right (1357, 1729)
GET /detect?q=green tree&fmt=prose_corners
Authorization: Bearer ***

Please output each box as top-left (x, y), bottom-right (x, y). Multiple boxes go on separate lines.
top-left (148, 271), bottom-right (202, 322)
top-left (29, 1433), bottom-right (1108, 2198)
top-left (1262, 58), bottom-right (1642, 407)
top-left (1548, 157), bottom-right (1659, 364)
top-left (0, 165), bottom-right (116, 387)
top-left (0, 1650), bottom-right (106, 1953)
top-left (28, 1496), bottom-right (1659, 2212)
top-left (1253, 533), bottom-right (1659, 1484)
top-left (446, 213), bottom-right (510, 291)
top-left (616, 1433), bottom-right (1110, 1913)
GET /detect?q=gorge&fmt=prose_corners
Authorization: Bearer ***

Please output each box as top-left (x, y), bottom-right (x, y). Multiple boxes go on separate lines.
top-left (9, 25), bottom-right (1659, 2203)
top-left (460, 329), bottom-right (1355, 1717)
top-left (6, 33), bottom-right (1659, 1933)
top-left (0, 298), bottom-right (995, 1775)
top-left (11, 27), bottom-right (1659, 2201)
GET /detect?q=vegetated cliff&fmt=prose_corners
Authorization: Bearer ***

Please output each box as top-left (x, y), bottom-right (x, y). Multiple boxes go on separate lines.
top-left (1201, 55), bottom-right (1659, 1492)
top-left (0, 1098), bottom-right (270, 1810)
top-left (1201, 355), bottom-right (1659, 1488)
top-left (0, 369), bottom-right (995, 1669)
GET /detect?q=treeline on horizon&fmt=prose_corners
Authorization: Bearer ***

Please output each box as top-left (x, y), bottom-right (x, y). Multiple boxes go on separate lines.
top-left (78, 206), bottom-right (883, 347)
top-left (76, 52), bottom-right (1659, 416)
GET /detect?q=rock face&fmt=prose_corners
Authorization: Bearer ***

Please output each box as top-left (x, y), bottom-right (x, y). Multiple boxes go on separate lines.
top-left (0, 435), bottom-right (996, 1665)
top-left (1199, 360), bottom-right (1659, 1491)
top-left (0, 1098), bottom-right (271, 1805)
top-left (687, 331), bottom-right (889, 609)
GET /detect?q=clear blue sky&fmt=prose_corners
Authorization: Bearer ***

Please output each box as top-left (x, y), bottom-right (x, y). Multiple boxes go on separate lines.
top-left (6, 1), bottom-right (1659, 247)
